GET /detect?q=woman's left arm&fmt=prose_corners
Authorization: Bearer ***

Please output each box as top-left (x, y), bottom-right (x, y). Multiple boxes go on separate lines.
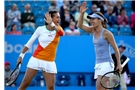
top-left (44, 13), bottom-right (65, 36)
top-left (53, 25), bottom-right (65, 36)
top-left (105, 31), bottom-right (122, 72)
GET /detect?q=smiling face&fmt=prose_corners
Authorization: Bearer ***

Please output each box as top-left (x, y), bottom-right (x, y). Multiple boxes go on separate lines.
top-left (90, 18), bottom-right (101, 28)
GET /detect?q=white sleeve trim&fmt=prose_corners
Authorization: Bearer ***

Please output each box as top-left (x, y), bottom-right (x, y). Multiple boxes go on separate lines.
top-left (25, 27), bottom-right (40, 48)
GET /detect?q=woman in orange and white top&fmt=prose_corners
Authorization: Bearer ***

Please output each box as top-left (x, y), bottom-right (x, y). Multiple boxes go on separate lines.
top-left (17, 11), bottom-right (64, 90)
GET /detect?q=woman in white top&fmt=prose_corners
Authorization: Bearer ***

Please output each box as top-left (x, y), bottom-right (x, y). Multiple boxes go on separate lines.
top-left (17, 11), bottom-right (64, 90)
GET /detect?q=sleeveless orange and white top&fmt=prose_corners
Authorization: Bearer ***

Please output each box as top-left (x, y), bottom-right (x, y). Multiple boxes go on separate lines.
top-left (25, 25), bottom-right (64, 62)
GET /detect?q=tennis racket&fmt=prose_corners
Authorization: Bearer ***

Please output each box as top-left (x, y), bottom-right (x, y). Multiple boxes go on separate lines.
top-left (100, 58), bottom-right (130, 89)
top-left (6, 63), bottom-right (21, 86)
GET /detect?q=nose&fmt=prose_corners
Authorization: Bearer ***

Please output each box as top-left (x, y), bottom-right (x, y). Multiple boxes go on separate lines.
top-left (90, 19), bottom-right (94, 22)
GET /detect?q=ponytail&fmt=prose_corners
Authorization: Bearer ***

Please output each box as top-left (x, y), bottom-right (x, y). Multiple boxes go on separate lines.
top-left (102, 18), bottom-right (108, 28)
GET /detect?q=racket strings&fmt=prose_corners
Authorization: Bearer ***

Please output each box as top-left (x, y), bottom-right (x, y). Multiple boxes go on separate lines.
top-left (108, 74), bottom-right (120, 88)
top-left (100, 72), bottom-right (120, 89)
top-left (6, 70), bottom-right (20, 85)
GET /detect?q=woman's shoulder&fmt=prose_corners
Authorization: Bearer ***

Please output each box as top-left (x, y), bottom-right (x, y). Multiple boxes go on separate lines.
top-left (36, 25), bottom-right (46, 30)
top-left (57, 25), bottom-right (64, 30)
top-left (103, 29), bottom-right (113, 36)
top-left (104, 29), bottom-right (110, 33)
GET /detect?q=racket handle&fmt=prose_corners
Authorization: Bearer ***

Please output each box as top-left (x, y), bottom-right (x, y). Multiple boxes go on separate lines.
top-left (17, 63), bottom-right (21, 68)
top-left (18, 64), bottom-right (21, 68)
top-left (121, 58), bottom-right (130, 68)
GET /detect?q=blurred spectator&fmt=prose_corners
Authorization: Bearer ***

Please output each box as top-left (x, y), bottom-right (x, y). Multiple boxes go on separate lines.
top-left (75, 6), bottom-right (89, 26)
top-left (6, 24), bottom-right (21, 35)
top-left (132, 0), bottom-right (135, 12)
top-left (98, 1), bottom-right (113, 15)
top-left (130, 0), bottom-right (135, 36)
top-left (98, 1), bottom-right (106, 15)
top-left (69, 0), bottom-right (80, 14)
top-left (56, 0), bottom-right (64, 8)
top-left (7, 3), bottom-right (21, 28)
top-left (5, 25), bottom-right (10, 34)
top-left (130, 12), bottom-right (135, 35)
top-left (104, 6), bottom-right (117, 27)
top-left (92, 0), bottom-right (100, 7)
top-left (5, 62), bottom-right (16, 87)
top-left (21, 3), bottom-right (35, 30)
top-left (89, 4), bottom-right (98, 15)
top-left (65, 21), bottom-right (80, 35)
top-left (109, 0), bottom-right (123, 6)
top-left (60, 0), bottom-right (70, 18)
top-left (117, 8), bottom-right (129, 27)
top-left (60, 7), bottom-right (75, 29)
top-left (113, 0), bottom-right (124, 16)
top-left (49, 0), bottom-right (60, 12)
top-left (5, 10), bottom-right (7, 27)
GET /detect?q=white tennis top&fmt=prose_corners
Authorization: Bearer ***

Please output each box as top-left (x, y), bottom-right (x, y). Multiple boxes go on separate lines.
top-left (25, 25), bottom-right (64, 61)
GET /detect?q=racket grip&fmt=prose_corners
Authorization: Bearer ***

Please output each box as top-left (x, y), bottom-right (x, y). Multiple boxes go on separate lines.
top-left (16, 63), bottom-right (21, 68)
top-left (121, 58), bottom-right (130, 68)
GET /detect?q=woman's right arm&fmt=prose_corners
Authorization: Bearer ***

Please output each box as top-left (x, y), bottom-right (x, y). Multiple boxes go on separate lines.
top-left (77, 13), bottom-right (92, 33)
top-left (77, 2), bottom-right (92, 33)
top-left (17, 27), bottom-right (40, 64)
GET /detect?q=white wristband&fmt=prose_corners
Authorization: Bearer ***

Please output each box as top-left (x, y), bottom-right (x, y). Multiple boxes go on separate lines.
top-left (19, 53), bottom-right (25, 59)
top-left (50, 22), bottom-right (55, 28)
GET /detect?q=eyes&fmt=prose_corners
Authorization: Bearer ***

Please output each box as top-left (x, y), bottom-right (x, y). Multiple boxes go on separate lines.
top-left (90, 18), bottom-right (97, 21)
top-left (53, 13), bottom-right (60, 19)
top-left (56, 16), bottom-right (60, 19)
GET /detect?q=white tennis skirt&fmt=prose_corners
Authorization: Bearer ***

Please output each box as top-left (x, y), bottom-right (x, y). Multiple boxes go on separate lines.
top-left (94, 62), bottom-right (114, 79)
top-left (27, 56), bottom-right (57, 74)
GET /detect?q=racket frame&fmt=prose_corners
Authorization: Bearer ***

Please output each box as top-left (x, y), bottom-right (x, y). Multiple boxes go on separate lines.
top-left (100, 70), bottom-right (121, 89)
top-left (6, 63), bottom-right (21, 86)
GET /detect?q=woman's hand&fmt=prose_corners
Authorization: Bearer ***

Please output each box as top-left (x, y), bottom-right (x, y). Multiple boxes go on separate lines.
top-left (17, 57), bottom-right (22, 64)
top-left (80, 2), bottom-right (88, 14)
top-left (116, 64), bottom-right (123, 73)
top-left (44, 12), bottom-right (52, 24)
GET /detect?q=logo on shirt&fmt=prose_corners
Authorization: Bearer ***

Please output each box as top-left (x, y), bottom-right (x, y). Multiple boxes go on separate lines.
top-left (94, 39), bottom-right (98, 43)
top-left (48, 35), bottom-right (52, 37)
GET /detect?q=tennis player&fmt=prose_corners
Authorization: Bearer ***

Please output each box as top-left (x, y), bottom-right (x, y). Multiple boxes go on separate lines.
top-left (78, 2), bottom-right (122, 90)
top-left (17, 11), bottom-right (64, 90)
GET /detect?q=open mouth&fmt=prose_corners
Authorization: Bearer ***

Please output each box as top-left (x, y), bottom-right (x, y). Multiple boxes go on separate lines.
top-left (92, 22), bottom-right (95, 26)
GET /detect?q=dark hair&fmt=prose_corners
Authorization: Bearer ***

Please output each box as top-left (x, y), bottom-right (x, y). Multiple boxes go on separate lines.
top-left (118, 45), bottom-right (126, 50)
top-left (45, 11), bottom-right (58, 25)
top-left (120, 8), bottom-right (125, 13)
top-left (11, 24), bottom-right (16, 31)
top-left (94, 12), bottom-right (108, 28)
